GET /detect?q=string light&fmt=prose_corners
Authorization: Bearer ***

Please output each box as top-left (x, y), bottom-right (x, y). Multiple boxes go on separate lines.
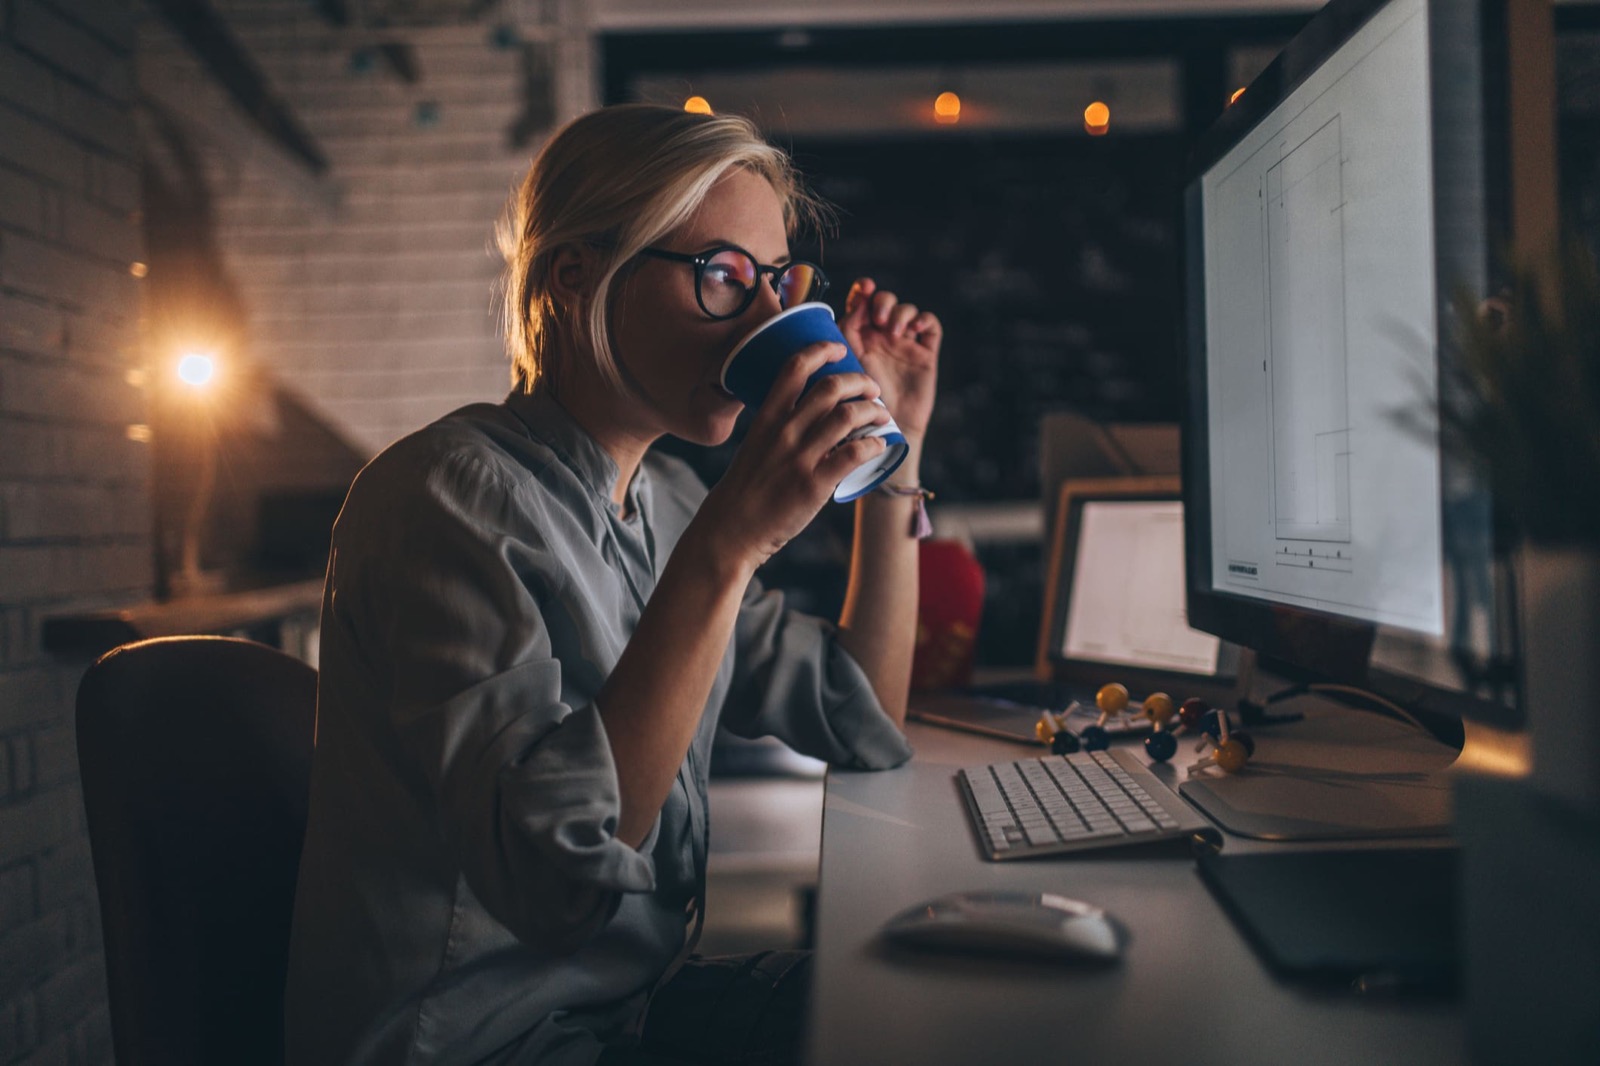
top-left (683, 96), bottom-right (712, 115)
top-left (1084, 101), bottom-right (1110, 136)
top-left (1229, 87), bottom-right (1247, 106)
top-left (176, 352), bottom-right (216, 389)
top-left (934, 91), bottom-right (961, 125)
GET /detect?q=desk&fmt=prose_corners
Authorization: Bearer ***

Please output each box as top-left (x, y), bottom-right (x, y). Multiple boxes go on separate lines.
top-left (808, 722), bottom-right (1464, 1065)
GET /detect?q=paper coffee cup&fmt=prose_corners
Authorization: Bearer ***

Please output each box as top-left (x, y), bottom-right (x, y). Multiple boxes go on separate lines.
top-left (721, 303), bottom-right (910, 503)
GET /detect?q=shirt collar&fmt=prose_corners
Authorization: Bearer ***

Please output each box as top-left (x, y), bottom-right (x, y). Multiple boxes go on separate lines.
top-left (504, 387), bottom-right (648, 514)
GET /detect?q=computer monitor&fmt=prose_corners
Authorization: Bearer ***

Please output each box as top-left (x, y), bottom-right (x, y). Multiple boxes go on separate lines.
top-left (1037, 477), bottom-right (1238, 692)
top-left (1181, 0), bottom-right (1528, 751)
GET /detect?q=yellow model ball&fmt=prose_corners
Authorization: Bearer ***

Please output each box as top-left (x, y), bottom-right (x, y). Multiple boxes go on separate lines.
top-left (1215, 739), bottom-right (1249, 773)
top-left (1096, 683), bottom-right (1130, 715)
top-left (1141, 691), bottom-right (1174, 725)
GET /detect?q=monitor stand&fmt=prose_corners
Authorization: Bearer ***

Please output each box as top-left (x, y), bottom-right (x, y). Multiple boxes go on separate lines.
top-left (1179, 692), bottom-right (1458, 840)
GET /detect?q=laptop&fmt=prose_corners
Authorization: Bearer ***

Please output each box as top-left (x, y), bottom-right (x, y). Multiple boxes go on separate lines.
top-left (909, 476), bottom-right (1239, 744)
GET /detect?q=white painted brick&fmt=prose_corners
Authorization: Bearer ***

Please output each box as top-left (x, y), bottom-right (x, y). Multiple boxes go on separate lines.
top-left (225, 215), bottom-right (492, 248)
top-left (0, 668), bottom-right (57, 732)
top-left (61, 306), bottom-right (139, 367)
top-left (229, 247), bottom-right (499, 288)
top-left (254, 306), bottom-right (495, 345)
top-left (41, 0), bottom-right (137, 51)
top-left (0, 608), bottom-right (35, 668)
top-left (0, 295), bottom-right (66, 359)
top-left (0, 104), bottom-right (85, 190)
top-left (52, 77), bottom-right (135, 160)
top-left (0, 167), bottom-right (49, 235)
top-left (30, 727), bottom-right (75, 791)
top-left (34, 842), bottom-right (87, 912)
top-left (0, 420), bottom-right (142, 484)
top-left (7, 737), bottom-right (31, 794)
top-left (0, 793), bottom-right (75, 870)
top-left (31, 952), bottom-right (101, 1046)
top-left (56, 194), bottom-right (138, 263)
top-left (244, 276), bottom-right (489, 317)
top-left (81, 1005), bottom-right (111, 1066)
top-left (0, 355), bottom-right (144, 426)
top-left (0, 542), bottom-right (149, 602)
top-left (0, 993), bottom-right (39, 1065)
top-left (57, 427), bottom-right (149, 487)
top-left (0, 864), bottom-right (34, 936)
top-left (9, 0), bottom-right (123, 89)
top-left (0, 484), bottom-right (146, 540)
top-left (0, 44), bottom-right (56, 117)
top-left (0, 231), bottom-right (138, 316)
top-left (81, 151), bottom-right (136, 213)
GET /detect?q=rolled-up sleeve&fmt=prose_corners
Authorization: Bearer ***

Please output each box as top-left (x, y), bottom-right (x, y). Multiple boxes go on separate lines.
top-left (718, 572), bottom-right (913, 770)
top-left (338, 450), bottom-right (657, 955)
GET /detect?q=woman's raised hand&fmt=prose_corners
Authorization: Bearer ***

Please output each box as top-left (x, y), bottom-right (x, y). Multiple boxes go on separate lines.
top-left (695, 342), bottom-right (889, 570)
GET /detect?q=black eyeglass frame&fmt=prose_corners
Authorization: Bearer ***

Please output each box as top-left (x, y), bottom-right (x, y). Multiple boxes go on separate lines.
top-left (636, 243), bottom-right (830, 321)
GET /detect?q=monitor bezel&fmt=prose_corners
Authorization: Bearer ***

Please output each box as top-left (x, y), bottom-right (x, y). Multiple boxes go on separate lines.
top-left (1179, 0), bottom-right (1524, 731)
top-left (1037, 475), bottom-right (1240, 698)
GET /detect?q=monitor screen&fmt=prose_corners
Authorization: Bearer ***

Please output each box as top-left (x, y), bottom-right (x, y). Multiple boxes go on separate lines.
top-left (1200, 0), bottom-right (1443, 634)
top-left (1182, 0), bottom-right (1520, 729)
top-left (1062, 500), bottom-right (1222, 675)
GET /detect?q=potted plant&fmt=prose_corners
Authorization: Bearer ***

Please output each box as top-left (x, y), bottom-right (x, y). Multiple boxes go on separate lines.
top-left (1437, 240), bottom-right (1600, 810)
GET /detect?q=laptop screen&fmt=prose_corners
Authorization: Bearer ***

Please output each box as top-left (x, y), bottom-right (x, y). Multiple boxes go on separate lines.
top-left (1060, 500), bottom-right (1221, 675)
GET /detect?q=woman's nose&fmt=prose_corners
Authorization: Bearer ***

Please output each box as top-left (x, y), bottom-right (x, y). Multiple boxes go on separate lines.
top-left (748, 277), bottom-right (785, 320)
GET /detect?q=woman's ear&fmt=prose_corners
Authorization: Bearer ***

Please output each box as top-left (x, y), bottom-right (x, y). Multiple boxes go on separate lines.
top-left (548, 244), bottom-right (594, 309)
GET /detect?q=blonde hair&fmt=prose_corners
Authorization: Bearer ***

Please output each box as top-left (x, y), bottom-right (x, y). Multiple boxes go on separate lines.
top-left (498, 104), bottom-right (834, 394)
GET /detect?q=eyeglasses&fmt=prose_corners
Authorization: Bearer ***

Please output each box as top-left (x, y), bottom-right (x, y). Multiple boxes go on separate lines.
top-left (637, 244), bottom-right (829, 320)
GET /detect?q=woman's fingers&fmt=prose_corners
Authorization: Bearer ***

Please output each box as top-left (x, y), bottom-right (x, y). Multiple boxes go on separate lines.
top-left (797, 394), bottom-right (890, 459)
top-left (910, 311), bottom-right (941, 339)
top-left (755, 342), bottom-right (847, 425)
top-left (817, 433), bottom-right (888, 485)
top-left (888, 302), bottom-right (920, 338)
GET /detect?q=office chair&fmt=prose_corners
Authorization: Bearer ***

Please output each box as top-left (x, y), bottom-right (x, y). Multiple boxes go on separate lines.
top-left (76, 635), bottom-right (317, 1066)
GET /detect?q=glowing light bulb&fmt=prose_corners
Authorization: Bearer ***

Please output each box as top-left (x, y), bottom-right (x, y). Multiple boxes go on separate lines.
top-left (934, 91), bottom-right (961, 125)
top-left (176, 353), bottom-right (216, 388)
top-left (1084, 101), bottom-right (1110, 136)
top-left (683, 96), bottom-right (712, 115)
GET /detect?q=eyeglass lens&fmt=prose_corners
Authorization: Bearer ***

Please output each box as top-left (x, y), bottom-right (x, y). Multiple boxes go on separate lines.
top-left (700, 249), bottom-right (819, 317)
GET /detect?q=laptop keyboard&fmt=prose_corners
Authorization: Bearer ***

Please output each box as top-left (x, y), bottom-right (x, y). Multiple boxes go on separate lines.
top-left (959, 749), bottom-right (1198, 860)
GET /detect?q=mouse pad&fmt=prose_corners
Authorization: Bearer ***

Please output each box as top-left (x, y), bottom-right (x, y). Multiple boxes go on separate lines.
top-left (1195, 847), bottom-right (1460, 993)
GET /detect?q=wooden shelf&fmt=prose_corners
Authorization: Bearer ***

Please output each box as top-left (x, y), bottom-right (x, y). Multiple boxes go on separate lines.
top-left (42, 580), bottom-right (324, 660)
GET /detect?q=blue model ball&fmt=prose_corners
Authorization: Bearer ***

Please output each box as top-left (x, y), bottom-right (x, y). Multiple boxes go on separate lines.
top-left (1080, 725), bottom-right (1111, 752)
top-left (1144, 731), bottom-right (1178, 762)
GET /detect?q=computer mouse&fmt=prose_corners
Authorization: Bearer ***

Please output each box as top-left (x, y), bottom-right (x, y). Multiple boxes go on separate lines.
top-left (879, 890), bottom-right (1124, 961)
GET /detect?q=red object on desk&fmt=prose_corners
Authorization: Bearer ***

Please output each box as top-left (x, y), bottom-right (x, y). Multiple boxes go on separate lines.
top-left (910, 538), bottom-right (985, 691)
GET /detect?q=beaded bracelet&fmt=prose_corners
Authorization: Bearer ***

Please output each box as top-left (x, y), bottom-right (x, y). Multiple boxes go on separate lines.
top-left (875, 483), bottom-right (935, 539)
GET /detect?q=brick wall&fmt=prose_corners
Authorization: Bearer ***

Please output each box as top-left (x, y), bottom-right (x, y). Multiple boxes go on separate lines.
top-left (139, 0), bottom-right (576, 458)
top-left (0, 1), bottom-right (149, 1063)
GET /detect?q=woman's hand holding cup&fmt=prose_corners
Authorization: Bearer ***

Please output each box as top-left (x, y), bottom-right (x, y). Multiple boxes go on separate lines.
top-left (697, 342), bottom-right (890, 569)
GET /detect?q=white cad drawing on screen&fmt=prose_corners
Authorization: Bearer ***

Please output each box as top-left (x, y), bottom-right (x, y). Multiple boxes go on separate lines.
top-left (1263, 114), bottom-right (1355, 578)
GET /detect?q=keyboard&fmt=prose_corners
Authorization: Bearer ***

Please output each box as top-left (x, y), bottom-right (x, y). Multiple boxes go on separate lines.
top-left (958, 748), bottom-right (1214, 860)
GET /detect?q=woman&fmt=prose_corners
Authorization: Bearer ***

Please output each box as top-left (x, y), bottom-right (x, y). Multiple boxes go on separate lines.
top-left (285, 103), bottom-right (942, 1065)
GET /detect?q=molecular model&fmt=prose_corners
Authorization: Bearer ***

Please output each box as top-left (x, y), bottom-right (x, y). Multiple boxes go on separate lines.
top-left (1036, 684), bottom-right (1257, 775)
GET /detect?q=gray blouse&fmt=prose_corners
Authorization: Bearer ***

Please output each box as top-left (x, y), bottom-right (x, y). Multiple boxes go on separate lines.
top-left (284, 389), bottom-right (913, 1066)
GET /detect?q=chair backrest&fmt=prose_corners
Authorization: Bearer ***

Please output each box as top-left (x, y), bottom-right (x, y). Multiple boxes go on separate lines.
top-left (76, 636), bottom-right (317, 1066)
